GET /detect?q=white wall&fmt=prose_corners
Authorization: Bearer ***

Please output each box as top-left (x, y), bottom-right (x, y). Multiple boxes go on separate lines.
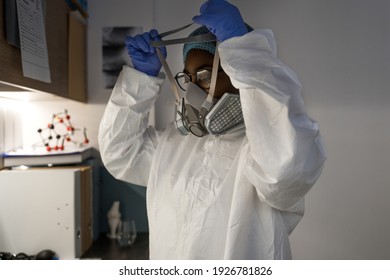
top-left (2, 0), bottom-right (389, 259)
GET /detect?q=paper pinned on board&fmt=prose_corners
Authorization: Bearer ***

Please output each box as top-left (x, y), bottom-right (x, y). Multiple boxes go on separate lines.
top-left (16, 0), bottom-right (51, 83)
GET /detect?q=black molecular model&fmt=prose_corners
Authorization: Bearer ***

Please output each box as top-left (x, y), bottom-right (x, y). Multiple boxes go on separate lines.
top-left (35, 109), bottom-right (89, 152)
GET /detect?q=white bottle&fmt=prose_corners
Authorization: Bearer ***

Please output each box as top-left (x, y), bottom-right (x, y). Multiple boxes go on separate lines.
top-left (107, 201), bottom-right (121, 239)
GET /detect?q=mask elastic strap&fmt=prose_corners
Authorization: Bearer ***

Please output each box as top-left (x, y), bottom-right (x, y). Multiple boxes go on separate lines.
top-left (155, 47), bottom-right (181, 103)
top-left (199, 42), bottom-right (220, 119)
top-left (208, 42), bottom-right (220, 101)
top-left (151, 23), bottom-right (218, 104)
top-left (152, 23), bottom-right (216, 47)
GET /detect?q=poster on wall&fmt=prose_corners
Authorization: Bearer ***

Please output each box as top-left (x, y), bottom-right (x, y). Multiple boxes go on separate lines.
top-left (102, 26), bottom-right (142, 89)
top-left (87, 0), bottom-right (154, 103)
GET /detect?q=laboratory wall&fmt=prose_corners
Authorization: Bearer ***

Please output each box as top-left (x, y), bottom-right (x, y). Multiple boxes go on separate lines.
top-left (1, 0), bottom-right (389, 259)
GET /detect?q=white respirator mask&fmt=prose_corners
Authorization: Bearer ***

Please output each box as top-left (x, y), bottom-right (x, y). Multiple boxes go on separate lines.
top-left (152, 23), bottom-right (245, 137)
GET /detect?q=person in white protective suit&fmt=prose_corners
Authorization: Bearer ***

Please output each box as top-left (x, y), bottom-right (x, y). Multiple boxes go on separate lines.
top-left (98, 0), bottom-right (326, 259)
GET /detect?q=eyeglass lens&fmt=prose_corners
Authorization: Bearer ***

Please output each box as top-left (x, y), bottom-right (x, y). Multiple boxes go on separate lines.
top-left (175, 69), bottom-right (212, 91)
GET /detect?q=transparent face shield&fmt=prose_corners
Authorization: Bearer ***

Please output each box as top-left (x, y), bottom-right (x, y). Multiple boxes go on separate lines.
top-left (151, 24), bottom-right (245, 137)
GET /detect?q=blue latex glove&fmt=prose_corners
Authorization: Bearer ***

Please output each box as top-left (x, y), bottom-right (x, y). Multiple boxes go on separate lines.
top-left (192, 0), bottom-right (247, 42)
top-left (125, 29), bottom-right (167, 77)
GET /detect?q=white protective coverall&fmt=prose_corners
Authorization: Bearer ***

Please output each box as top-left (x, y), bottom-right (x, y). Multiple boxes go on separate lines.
top-left (98, 29), bottom-right (326, 259)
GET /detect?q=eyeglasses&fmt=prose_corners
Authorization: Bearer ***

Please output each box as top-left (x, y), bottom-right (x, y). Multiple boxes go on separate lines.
top-left (175, 69), bottom-right (212, 91)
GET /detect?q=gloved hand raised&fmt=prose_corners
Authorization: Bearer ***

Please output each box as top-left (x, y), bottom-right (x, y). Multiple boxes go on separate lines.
top-left (125, 29), bottom-right (167, 77)
top-left (192, 0), bottom-right (247, 42)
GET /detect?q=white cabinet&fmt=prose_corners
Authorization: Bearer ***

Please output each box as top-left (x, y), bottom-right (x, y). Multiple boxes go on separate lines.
top-left (0, 166), bottom-right (92, 259)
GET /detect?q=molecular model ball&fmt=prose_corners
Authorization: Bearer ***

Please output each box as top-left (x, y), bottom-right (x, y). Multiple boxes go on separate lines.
top-left (36, 109), bottom-right (89, 152)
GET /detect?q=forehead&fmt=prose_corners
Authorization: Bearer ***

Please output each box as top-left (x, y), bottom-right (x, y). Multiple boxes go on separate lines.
top-left (184, 49), bottom-right (215, 73)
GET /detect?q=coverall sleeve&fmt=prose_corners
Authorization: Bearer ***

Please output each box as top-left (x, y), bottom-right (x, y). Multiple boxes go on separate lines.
top-left (219, 30), bottom-right (326, 214)
top-left (98, 66), bottom-right (165, 186)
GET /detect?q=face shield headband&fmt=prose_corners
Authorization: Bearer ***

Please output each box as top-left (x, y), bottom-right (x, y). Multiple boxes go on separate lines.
top-left (151, 23), bottom-right (245, 137)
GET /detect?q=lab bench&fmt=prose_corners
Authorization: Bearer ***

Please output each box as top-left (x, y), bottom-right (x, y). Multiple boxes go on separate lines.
top-left (81, 233), bottom-right (149, 260)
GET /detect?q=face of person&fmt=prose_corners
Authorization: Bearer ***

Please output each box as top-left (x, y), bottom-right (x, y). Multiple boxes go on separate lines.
top-left (184, 49), bottom-right (239, 99)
